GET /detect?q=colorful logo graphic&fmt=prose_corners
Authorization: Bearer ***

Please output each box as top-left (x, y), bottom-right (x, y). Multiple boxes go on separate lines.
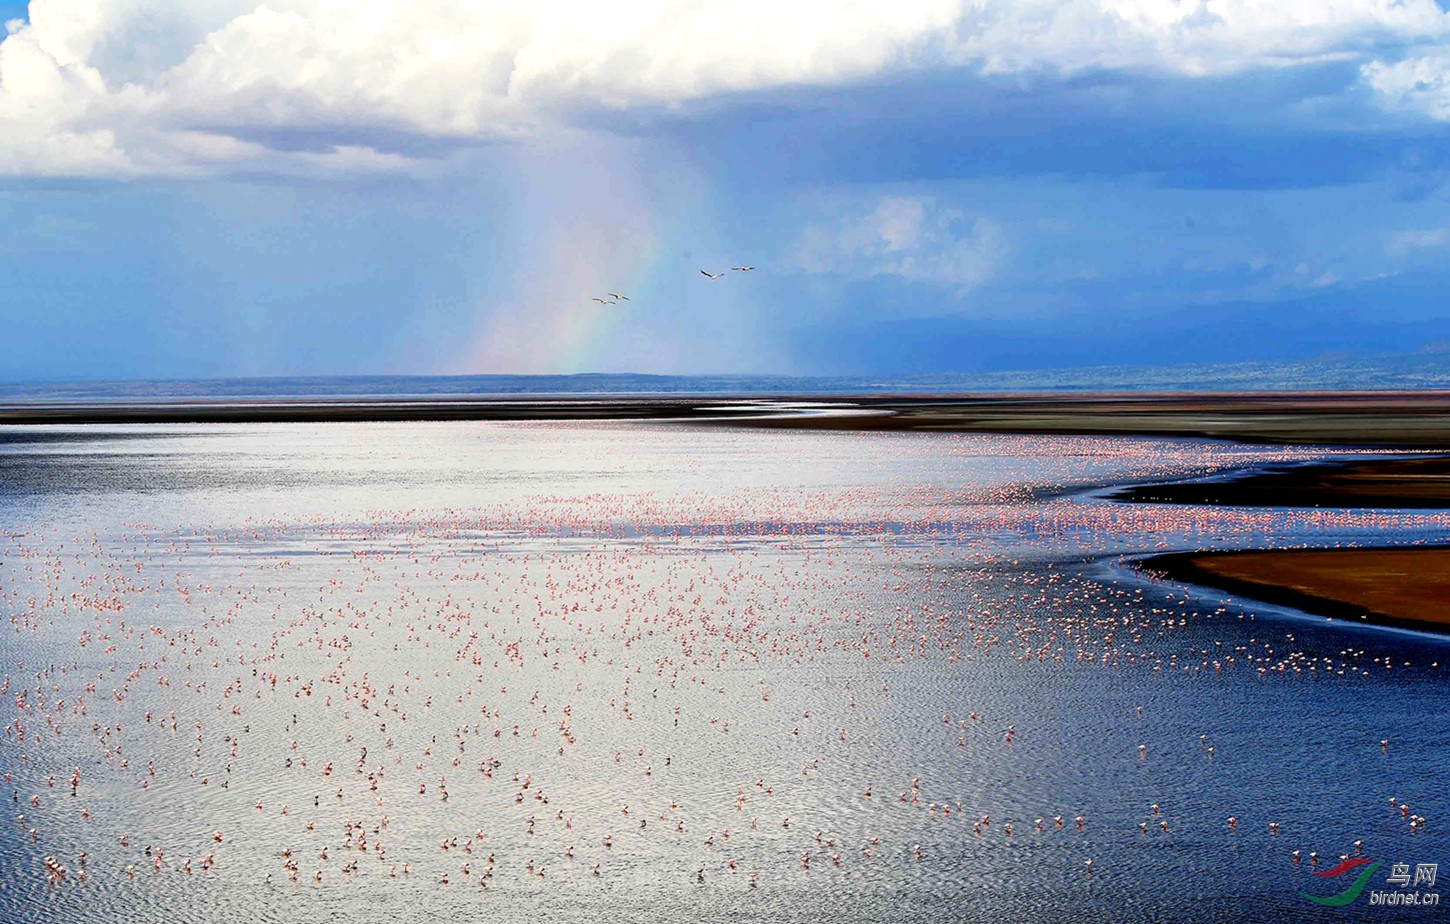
top-left (1300, 858), bottom-right (1382, 907)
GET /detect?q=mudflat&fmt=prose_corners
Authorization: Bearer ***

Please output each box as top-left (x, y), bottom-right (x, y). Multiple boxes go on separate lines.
top-left (1125, 454), bottom-right (1450, 635)
top-left (1112, 456), bottom-right (1450, 508)
top-left (8, 391), bottom-right (1450, 446)
top-left (1142, 548), bottom-right (1450, 634)
top-left (741, 392), bottom-right (1450, 446)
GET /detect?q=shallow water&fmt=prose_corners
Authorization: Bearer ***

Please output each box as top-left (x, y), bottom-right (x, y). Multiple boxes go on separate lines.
top-left (0, 423), bottom-right (1445, 923)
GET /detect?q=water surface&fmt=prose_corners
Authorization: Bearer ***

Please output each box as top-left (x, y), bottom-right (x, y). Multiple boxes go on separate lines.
top-left (0, 423), bottom-right (1444, 923)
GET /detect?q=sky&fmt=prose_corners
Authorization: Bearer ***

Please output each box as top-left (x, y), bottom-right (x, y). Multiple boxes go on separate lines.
top-left (5, 1), bottom-right (1450, 380)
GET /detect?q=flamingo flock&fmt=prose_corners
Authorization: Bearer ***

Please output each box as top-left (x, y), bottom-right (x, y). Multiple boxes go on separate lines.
top-left (0, 427), bottom-right (1442, 917)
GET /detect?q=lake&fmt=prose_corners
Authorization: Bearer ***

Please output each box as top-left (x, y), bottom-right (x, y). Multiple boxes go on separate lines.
top-left (0, 422), bottom-right (1445, 922)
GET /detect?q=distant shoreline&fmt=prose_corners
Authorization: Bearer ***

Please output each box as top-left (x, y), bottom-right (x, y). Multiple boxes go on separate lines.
top-left (8, 391), bottom-right (1450, 446)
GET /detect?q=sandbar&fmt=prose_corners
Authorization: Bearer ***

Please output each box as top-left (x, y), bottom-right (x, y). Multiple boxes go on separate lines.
top-left (1112, 456), bottom-right (1450, 508)
top-left (1141, 548), bottom-right (1450, 635)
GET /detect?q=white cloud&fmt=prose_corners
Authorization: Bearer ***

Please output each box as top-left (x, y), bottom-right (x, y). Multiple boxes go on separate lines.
top-left (2, 0), bottom-right (1449, 176)
top-left (1387, 226), bottom-right (1450, 255)
top-left (793, 195), bottom-right (1007, 289)
top-left (1364, 51), bottom-right (1450, 120)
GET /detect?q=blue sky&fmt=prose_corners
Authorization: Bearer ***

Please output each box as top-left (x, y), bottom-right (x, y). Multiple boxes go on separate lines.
top-left (5, 1), bottom-right (1450, 380)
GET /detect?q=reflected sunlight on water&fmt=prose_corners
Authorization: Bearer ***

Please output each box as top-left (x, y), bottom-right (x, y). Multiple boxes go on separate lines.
top-left (0, 423), bottom-right (1445, 923)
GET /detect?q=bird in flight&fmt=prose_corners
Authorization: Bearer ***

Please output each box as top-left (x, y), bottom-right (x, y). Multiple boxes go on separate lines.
top-left (731, 266), bottom-right (755, 272)
top-left (607, 293), bottom-right (630, 301)
top-left (591, 297), bottom-right (609, 304)
top-left (700, 270), bottom-right (724, 279)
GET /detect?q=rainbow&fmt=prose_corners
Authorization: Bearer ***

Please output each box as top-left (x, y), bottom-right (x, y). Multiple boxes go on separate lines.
top-left (446, 137), bottom-right (702, 375)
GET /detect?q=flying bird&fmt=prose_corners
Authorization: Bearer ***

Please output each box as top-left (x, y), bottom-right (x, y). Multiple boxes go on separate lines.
top-left (591, 297), bottom-right (609, 304)
top-left (731, 266), bottom-right (755, 272)
top-left (607, 293), bottom-right (630, 301)
top-left (700, 270), bottom-right (724, 279)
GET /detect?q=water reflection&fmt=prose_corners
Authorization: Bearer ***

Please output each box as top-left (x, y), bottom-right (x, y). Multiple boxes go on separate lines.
top-left (0, 423), bottom-right (1445, 924)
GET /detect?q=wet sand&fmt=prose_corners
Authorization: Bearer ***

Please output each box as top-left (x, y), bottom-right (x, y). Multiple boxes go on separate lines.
top-left (1141, 548), bottom-right (1450, 634)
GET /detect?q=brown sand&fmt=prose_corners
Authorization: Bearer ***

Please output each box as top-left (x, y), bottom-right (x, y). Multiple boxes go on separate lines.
top-left (1143, 548), bottom-right (1450, 633)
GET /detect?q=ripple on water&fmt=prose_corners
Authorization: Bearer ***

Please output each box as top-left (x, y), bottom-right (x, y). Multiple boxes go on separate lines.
top-left (0, 424), bottom-right (1445, 924)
